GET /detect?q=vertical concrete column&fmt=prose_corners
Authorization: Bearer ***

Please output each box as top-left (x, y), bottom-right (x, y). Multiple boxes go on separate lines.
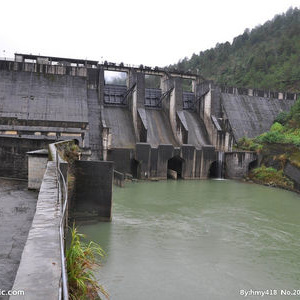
top-left (128, 70), bottom-right (146, 141)
top-left (200, 146), bottom-right (216, 179)
top-left (160, 74), bottom-right (172, 114)
top-left (181, 145), bottom-right (196, 179)
top-left (157, 144), bottom-right (174, 179)
top-left (203, 85), bottom-right (212, 134)
top-left (98, 66), bottom-right (107, 160)
top-left (128, 69), bottom-right (139, 140)
top-left (98, 66), bottom-right (105, 104)
top-left (161, 75), bottom-right (184, 145)
top-left (194, 149), bottom-right (202, 178)
top-left (135, 143), bottom-right (151, 179)
top-left (173, 77), bottom-right (183, 110)
top-left (136, 72), bottom-right (145, 109)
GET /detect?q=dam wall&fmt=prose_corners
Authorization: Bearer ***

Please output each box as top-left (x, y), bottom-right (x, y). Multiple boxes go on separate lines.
top-left (221, 93), bottom-right (295, 142)
top-left (0, 54), bottom-right (297, 181)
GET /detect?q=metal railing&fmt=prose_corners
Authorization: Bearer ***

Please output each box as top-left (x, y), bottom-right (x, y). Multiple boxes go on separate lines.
top-left (55, 150), bottom-right (69, 300)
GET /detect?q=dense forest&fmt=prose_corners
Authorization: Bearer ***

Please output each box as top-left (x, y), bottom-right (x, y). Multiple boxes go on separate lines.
top-left (171, 7), bottom-right (300, 92)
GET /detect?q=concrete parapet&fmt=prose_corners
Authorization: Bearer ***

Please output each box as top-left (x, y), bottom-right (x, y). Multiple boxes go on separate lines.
top-left (220, 85), bottom-right (298, 100)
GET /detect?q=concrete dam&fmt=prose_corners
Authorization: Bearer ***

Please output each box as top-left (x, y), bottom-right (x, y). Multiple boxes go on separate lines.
top-left (0, 53), bottom-right (297, 181)
top-left (0, 53), bottom-right (298, 299)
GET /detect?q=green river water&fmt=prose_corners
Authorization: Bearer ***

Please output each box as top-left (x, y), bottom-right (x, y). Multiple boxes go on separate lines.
top-left (80, 180), bottom-right (300, 300)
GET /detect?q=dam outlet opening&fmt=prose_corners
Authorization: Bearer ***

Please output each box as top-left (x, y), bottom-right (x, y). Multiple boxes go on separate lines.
top-left (167, 156), bottom-right (184, 179)
top-left (209, 160), bottom-right (225, 179)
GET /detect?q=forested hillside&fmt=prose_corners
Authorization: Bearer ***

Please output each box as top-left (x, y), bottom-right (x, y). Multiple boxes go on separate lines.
top-left (172, 7), bottom-right (300, 92)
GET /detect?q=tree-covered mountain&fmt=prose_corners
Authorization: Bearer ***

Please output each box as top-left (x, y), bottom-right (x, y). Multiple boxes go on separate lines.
top-left (171, 7), bottom-right (300, 92)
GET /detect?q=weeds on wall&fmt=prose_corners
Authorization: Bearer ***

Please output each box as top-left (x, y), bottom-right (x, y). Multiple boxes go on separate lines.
top-left (66, 225), bottom-right (109, 300)
top-left (249, 165), bottom-right (294, 189)
top-left (58, 142), bottom-right (80, 203)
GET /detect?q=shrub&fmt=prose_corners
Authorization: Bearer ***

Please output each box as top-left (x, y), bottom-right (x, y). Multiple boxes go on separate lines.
top-left (255, 131), bottom-right (285, 144)
top-left (290, 98), bottom-right (300, 125)
top-left (237, 137), bottom-right (263, 151)
top-left (270, 122), bottom-right (284, 132)
top-left (64, 144), bottom-right (80, 165)
top-left (250, 165), bottom-right (294, 188)
top-left (274, 111), bottom-right (290, 125)
top-left (66, 225), bottom-right (109, 300)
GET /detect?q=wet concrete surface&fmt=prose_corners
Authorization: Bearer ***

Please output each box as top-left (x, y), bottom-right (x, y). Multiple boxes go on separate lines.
top-left (0, 178), bottom-right (37, 298)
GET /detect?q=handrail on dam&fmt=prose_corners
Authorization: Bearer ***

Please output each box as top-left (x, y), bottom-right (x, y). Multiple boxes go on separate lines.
top-left (49, 141), bottom-right (70, 300)
top-left (56, 150), bottom-right (69, 300)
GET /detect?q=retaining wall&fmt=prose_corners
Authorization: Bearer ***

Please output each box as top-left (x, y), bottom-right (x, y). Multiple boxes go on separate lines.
top-left (225, 151), bottom-right (257, 179)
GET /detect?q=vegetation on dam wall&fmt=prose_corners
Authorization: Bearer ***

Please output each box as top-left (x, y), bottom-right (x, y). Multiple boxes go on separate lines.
top-left (237, 97), bottom-right (300, 191)
top-left (66, 225), bottom-right (108, 300)
top-left (248, 165), bottom-right (294, 189)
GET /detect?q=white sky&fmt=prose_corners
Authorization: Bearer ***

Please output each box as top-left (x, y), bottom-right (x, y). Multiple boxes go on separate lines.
top-left (0, 0), bottom-right (299, 67)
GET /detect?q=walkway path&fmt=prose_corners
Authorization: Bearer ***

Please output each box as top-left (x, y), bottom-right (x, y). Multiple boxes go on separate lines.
top-left (0, 179), bottom-right (37, 299)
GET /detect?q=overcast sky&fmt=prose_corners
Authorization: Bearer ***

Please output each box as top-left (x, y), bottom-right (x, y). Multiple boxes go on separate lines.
top-left (0, 0), bottom-right (299, 67)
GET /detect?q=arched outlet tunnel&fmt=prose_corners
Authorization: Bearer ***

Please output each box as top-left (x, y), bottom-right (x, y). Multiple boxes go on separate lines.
top-left (208, 160), bottom-right (225, 179)
top-left (167, 156), bottom-right (184, 179)
top-left (131, 159), bottom-right (141, 179)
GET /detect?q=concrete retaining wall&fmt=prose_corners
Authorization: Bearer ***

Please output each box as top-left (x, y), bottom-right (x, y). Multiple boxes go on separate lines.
top-left (225, 151), bottom-right (257, 179)
top-left (73, 160), bottom-right (113, 221)
top-left (284, 162), bottom-right (300, 190)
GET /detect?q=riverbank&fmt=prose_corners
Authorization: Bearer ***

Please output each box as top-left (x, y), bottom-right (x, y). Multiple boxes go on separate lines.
top-left (0, 178), bottom-right (37, 297)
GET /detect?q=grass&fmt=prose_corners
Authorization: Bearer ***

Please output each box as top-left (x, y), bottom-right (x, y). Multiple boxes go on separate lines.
top-left (66, 225), bottom-right (109, 300)
top-left (249, 165), bottom-right (294, 189)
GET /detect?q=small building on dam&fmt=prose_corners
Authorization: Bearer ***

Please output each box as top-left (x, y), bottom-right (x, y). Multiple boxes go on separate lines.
top-left (0, 53), bottom-right (297, 181)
